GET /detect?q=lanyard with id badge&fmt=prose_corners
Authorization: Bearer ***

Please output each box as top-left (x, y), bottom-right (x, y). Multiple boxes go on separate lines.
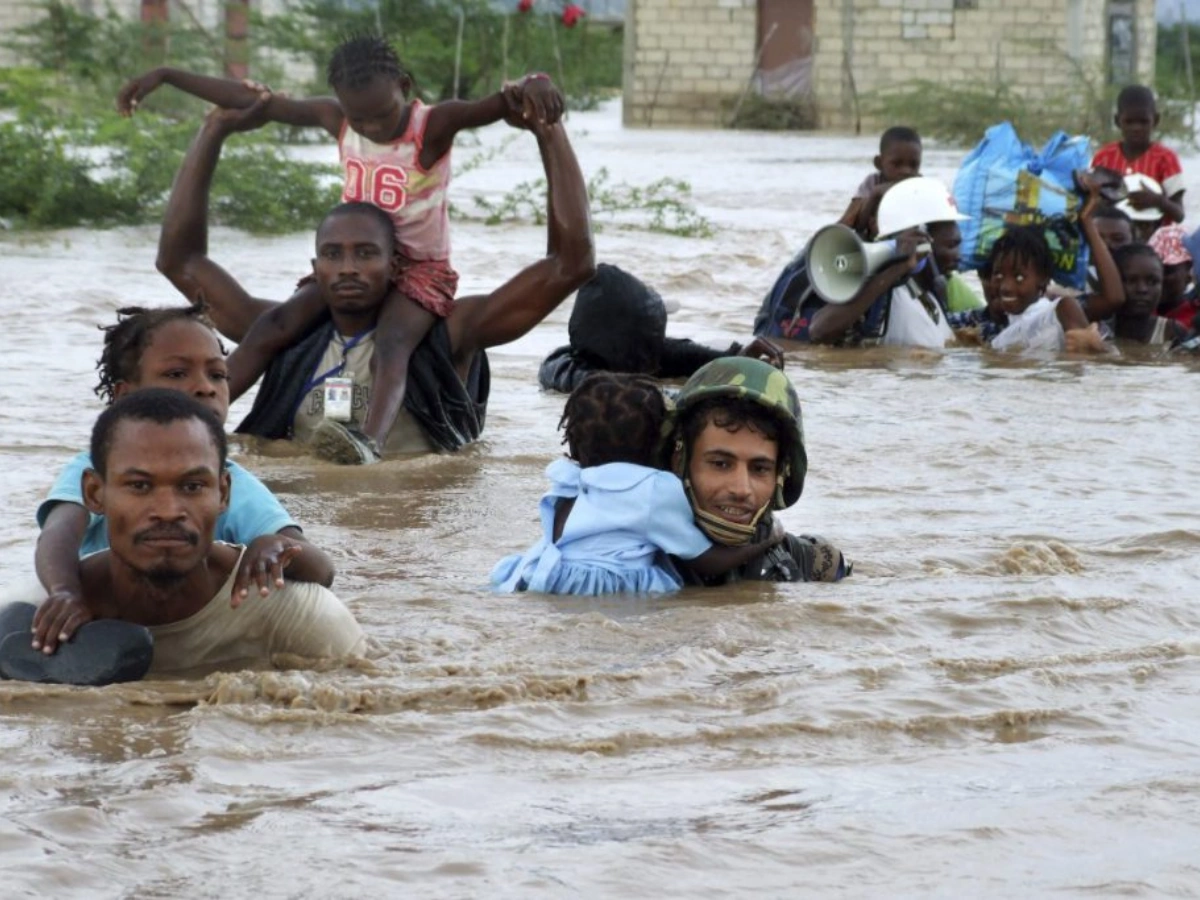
top-left (301, 330), bottom-right (374, 422)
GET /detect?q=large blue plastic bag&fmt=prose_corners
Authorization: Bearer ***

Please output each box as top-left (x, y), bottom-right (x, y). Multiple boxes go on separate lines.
top-left (952, 122), bottom-right (1092, 289)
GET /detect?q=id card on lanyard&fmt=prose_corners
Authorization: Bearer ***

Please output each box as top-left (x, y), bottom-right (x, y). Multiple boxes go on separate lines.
top-left (323, 376), bottom-right (354, 421)
top-left (300, 330), bottom-right (374, 423)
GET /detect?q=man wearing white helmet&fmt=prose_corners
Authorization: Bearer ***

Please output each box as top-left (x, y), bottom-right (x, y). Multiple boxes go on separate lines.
top-left (803, 177), bottom-right (968, 348)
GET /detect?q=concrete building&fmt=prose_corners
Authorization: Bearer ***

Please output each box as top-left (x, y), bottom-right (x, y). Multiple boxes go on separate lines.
top-left (622, 0), bottom-right (1158, 130)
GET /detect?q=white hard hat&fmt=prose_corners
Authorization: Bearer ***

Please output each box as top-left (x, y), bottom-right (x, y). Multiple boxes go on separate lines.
top-left (1115, 172), bottom-right (1163, 222)
top-left (876, 176), bottom-right (969, 237)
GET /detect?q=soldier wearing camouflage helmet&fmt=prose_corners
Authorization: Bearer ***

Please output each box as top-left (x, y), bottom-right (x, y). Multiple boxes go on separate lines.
top-left (663, 357), bottom-right (849, 585)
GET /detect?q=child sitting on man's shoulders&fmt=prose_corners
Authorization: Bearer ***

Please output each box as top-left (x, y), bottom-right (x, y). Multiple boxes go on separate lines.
top-left (838, 126), bottom-right (922, 236)
top-left (1092, 85), bottom-right (1185, 230)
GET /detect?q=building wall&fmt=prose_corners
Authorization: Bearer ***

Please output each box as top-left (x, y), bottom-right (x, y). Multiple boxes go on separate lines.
top-left (625, 0), bottom-right (1158, 130)
top-left (623, 0), bottom-right (759, 127)
top-left (811, 0), bottom-right (1157, 131)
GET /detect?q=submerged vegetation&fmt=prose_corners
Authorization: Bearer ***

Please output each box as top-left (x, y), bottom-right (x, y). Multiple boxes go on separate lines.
top-left (0, 0), bottom-right (646, 234)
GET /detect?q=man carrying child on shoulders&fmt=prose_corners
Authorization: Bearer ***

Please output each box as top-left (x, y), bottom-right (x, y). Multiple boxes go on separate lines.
top-left (800, 177), bottom-right (966, 348)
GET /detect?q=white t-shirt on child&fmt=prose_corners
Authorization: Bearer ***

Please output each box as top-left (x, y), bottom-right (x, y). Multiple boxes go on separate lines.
top-left (991, 297), bottom-right (1065, 352)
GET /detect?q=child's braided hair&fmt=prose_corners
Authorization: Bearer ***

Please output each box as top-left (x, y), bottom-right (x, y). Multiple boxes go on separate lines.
top-left (559, 372), bottom-right (667, 469)
top-left (327, 33), bottom-right (407, 91)
top-left (989, 225), bottom-right (1055, 283)
top-left (95, 306), bottom-right (222, 405)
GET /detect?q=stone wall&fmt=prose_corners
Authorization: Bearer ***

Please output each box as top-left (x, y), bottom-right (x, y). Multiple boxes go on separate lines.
top-left (812, 0), bottom-right (1157, 130)
top-left (625, 0), bottom-right (1158, 130)
top-left (623, 0), bottom-right (759, 127)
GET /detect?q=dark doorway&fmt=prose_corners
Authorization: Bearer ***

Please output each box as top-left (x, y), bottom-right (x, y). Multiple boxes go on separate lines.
top-left (755, 0), bottom-right (815, 98)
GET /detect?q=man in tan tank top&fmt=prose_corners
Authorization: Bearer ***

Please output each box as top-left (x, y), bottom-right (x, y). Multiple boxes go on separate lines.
top-left (0, 390), bottom-right (365, 685)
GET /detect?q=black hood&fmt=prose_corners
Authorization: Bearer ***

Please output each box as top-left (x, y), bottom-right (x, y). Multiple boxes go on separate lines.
top-left (568, 263), bottom-right (668, 373)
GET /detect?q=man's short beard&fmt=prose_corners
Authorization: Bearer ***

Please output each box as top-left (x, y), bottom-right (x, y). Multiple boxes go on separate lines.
top-left (137, 565), bottom-right (190, 591)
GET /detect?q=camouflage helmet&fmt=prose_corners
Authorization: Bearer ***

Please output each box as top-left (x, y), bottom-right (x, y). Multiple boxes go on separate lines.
top-left (670, 357), bottom-right (807, 508)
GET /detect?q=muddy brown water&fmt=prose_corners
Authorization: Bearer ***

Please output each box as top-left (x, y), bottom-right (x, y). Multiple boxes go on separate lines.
top-left (2, 103), bottom-right (1199, 896)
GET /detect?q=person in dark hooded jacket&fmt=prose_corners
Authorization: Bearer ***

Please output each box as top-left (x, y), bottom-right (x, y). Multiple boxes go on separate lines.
top-left (538, 264), bottom-right (783, 393)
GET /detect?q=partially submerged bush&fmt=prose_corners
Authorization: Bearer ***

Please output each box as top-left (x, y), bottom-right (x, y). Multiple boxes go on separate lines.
top-left (0, 120), bottom-right (138, 227)
top-left (463, 165), bottom-right (714, 238)
top-left (862, 79), bottom-right (1105, 147)
top-left (728, 93), bottom-right (818, 131)
top-left (0, 93), bottom-right (340, 232)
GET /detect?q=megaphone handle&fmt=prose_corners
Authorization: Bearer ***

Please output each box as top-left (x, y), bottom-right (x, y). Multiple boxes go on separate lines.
top-left (914, 242), bottom-right (931, 256)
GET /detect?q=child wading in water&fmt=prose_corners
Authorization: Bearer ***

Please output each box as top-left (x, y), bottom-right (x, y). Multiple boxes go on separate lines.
top-left (119, 35), bottom-right (563, 463)
top-left (949, 180), bottom-right (1120, 353)
top-left (1147, 225), bottom-right (1200, 330)
top-left (838, 125), bottom-right (923, 236)
top-left (491, 373), bottom-right (785, 595)
top-left (1111, 243), bottom-right (1190, 345)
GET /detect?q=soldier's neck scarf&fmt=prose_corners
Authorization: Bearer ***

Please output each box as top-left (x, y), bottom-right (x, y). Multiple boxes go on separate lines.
top-left (684, 480), bottom-right (773, 547)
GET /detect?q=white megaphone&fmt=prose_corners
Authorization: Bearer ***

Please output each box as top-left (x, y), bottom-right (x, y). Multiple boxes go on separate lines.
top-left (806, 225), bottom-right (928, 304)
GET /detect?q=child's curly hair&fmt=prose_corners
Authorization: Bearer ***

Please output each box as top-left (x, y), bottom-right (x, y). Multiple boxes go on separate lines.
top-left (560, 373), bottom-right (667, 469)
top-left (95, 306), bottom-right (223, 405)
top-left (989, 225), bottom-right (1055, 282)
top-left (327, 34), bottom-right (407, 91)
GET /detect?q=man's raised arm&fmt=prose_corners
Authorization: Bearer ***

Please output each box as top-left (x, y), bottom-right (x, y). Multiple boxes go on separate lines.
top-left (155, 99), bottom-right (281, 344)
top-left (447, 119), bottom-right (595, 367)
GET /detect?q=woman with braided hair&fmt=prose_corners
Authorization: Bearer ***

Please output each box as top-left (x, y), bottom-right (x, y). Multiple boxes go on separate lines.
top-left (30, 306), bottom-right (334, 656)
top-left (491, 373), bottom-right (785, 595)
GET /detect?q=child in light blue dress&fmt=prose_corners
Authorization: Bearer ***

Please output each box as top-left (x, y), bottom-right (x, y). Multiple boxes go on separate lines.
top-left (492, 374), bottom-right (783, 595)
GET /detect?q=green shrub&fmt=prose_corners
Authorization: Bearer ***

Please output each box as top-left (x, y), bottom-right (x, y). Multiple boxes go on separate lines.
top-left (727, 94), bottom-right (818, 131)
top-left (0, 121), bottom-right (139, 227)
top-left (464, 166), bottom-right (713, 238)
top-left (861, 79), bottom-right (1112, 148)
top-left (212, 149), bottom-right (342, 234)
top-left (0, 0), bottom-right (627, 235)
top-left (253, 0), bottom-right (624, 107)
top-left (0, 98), bottom-right (339, 232)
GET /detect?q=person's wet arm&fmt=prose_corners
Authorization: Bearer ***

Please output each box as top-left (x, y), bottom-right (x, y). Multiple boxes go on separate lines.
top-left (32, 503), bottom-right (92, 654)
top-left (225, 289), bottom-right (328, 400)
top-left (422, 77), bottom-right (564, 166)
top-left (156, 100), bottom-right (281, 343)
top-left (448, 118), bottom-right (595, 366)
top-left (837, 197), bottom-right (863, 229)
top-left (686, 535), bottom-right (782, 579)
top-left (657, 338), bottom-right (728, 377)
top-left (1079, 186), bottom-right (1125, 320)
top-left (231, 527), bottom-right (335, 605)
top-left (1163, 191), bottom-right (1185, 224)
top-left (807, 257), bottom-right (910, 344)
top-left (275, 527), bottom-right (334, 587)
top-left (420, 95), bottom-right (510, 166)
top-left (1058, 296), bottom-right (1109, 353)
top-left (119, 67), bottom-right (344, 136)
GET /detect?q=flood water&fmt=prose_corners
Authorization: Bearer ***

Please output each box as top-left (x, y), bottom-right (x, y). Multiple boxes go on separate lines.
top-left (2, 101), bottom-right (1200, 897)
